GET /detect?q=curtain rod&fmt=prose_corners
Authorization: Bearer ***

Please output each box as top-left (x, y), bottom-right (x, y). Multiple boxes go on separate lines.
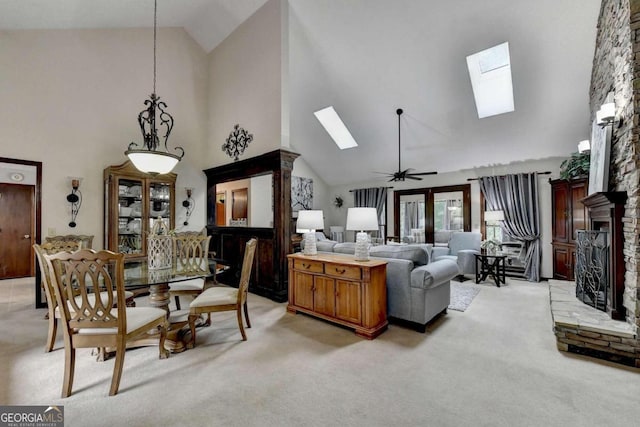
top-left (349, 186), bottom-right (394, 192)
top-left (466, 171), bottom-right (551, 181)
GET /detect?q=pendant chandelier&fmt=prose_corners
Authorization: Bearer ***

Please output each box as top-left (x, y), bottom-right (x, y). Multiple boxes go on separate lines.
top-left (125, 0), bottom-right (184, 175)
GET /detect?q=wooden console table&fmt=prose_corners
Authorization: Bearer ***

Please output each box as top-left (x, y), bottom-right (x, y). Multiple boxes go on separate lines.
top-left (287, 253), bottom-right (388, 339)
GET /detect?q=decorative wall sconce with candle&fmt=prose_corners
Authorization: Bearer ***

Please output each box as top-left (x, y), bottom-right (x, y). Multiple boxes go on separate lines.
top-left (578, 140), bottom-right (590, 154)
top-left (66, 178), bottom-right (82, 227)
top-left (182, 187), bottom-right (195, 226)
top-left (596, 102), bottom-right (615, 127)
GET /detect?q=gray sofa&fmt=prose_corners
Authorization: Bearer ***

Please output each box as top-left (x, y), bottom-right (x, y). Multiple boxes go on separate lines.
top-left (310, 242), bottom-right (459, 332)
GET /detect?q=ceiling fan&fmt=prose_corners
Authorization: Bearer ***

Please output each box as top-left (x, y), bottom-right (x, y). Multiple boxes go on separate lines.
top-left (377, 108), bottom-right (437, 182)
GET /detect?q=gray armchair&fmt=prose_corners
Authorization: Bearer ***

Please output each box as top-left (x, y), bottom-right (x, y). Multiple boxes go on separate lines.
top-left (431, 232), bottom-right (481, 281)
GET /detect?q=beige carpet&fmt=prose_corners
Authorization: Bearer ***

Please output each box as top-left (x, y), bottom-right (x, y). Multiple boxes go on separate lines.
top-left (1, 276), bottom-right (639, 427)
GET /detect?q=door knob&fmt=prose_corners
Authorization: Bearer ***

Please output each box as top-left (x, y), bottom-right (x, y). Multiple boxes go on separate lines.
top-left (23, 234), bottom-right (30, 239)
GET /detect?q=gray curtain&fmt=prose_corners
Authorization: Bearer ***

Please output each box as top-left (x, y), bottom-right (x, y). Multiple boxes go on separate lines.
top-left (403, 201), bottom-right (420, 237)
top-left (479, 173), bottom-right (541, 282)
top-left (353, 187), bottom-right (388, 236)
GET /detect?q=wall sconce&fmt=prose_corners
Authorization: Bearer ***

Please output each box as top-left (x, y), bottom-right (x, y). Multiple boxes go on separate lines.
top-left (578, 140), bottom-right (590, 153)
top-left (182, 187), bottom-right (195, 225)
top-left (596, 102), bottom-right (615, 127)
top-left (66, 178), bottom-right (82, 228)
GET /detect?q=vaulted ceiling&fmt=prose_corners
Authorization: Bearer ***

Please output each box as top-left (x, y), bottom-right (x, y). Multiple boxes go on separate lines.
top-left (0, 0), bottom-right (602, 186)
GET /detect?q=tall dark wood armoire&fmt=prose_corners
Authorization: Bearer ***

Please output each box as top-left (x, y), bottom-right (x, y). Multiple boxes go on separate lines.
top-left (204, 149), bottom-right (299, 303)
top-left (550, 178), bottom-right (589, 280)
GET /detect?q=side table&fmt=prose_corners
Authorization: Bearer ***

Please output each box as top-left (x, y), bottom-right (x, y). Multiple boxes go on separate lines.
top-left (474, 253), bottom-right (507, 287)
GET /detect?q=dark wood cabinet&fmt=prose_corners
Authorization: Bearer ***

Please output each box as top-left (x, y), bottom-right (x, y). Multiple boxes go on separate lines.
top-left (204, 149), bottom-right (299, 303)
top-left (550, 178), bottom-right (588, 280)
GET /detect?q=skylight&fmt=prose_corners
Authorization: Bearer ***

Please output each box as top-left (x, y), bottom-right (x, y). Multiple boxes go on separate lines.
top-left (313, 106), bottom-right (358, 149)
top-left (466, 42), bottom-right (514, 119)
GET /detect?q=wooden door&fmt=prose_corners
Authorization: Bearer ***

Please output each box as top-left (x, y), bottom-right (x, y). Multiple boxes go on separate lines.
top-left (552, 182), bottom-right (569, 243)
top-left (335, 279), bottom-right (362, 324)
top-left (552, 245), bottom-right (570, 280)
top-left (232, 188), bottom-right (248, 220)
top-left (0, 183), bottom-right (34, 278)
top-left (569, 180), bottom-right (588, 243)
top-left (293, 271), bottom-right (314, 310)
top-left (313, 276), bottom-right (335, 317)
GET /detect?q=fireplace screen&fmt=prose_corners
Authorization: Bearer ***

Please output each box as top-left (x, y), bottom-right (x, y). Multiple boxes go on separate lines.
top-left (575, 230), bottom-right (609, 312)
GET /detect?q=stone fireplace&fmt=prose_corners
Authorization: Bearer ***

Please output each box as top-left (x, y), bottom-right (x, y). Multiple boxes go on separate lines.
top-left (549, 0), bottom-right (640, 368)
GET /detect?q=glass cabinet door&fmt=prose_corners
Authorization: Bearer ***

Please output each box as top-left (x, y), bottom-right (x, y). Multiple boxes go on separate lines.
top-left (149, 182), bottom-right (172, 230)
top-left (117, 178), bottom-right (144, 255)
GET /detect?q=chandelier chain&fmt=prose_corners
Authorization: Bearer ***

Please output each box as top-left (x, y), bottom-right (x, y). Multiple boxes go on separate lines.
top-left (153, 0), bottom-right (157, 95)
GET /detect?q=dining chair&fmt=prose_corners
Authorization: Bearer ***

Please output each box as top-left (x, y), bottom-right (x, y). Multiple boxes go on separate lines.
top-left (34, 242), bottom-right (81, 352)
top-left (45, 234), bottom-right (94, 249)
top-left (171, 230), bottom-right (212, 310)
top-left (187, 238), bottom-right (257, 347)
top-left (45, 249), bottom-right (169, 397)
top-left (34, 243), bottom-right (136, 353)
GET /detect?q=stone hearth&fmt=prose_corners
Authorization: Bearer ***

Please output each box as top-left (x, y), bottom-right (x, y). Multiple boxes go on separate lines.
top-left (549, 280), bottom-right (639, 368)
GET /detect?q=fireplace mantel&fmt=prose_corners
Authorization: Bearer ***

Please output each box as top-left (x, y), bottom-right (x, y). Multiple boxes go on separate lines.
top-left (580, 191), bottom-right (627, 320)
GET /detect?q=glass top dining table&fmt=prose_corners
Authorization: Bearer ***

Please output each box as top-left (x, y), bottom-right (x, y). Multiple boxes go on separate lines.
top-left (123, 259), bottom-right (216, 290)
top-left (120, 259), bottom-right (217, 353)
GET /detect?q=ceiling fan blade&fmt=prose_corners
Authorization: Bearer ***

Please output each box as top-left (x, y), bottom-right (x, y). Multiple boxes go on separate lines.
top-left (407, 171), bottom-right (438, 176)
top-left (406, 176), bottom-right (423, 180)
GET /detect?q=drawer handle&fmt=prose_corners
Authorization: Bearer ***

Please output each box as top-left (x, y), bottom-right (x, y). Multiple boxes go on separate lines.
top-left (302, 263), bottom-right (311, 269)
top-left (335, 268), bottom-right (346, 274)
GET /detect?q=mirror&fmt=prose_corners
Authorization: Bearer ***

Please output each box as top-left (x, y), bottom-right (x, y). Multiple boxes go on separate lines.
top-left (215, 173), bottom-right (273, 227)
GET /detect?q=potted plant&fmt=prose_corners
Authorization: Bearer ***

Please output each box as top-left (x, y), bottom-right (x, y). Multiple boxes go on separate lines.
top-left (559, 151), bottom-right (590, 180)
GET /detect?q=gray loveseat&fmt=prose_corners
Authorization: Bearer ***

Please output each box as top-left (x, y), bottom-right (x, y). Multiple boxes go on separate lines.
top-left (309, 241), bottom-right (459, 332)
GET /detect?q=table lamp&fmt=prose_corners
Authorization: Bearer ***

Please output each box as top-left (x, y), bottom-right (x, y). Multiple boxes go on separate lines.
top-left (296, 210), bottom-right (324, 255)
top-left (346, 207), bottom-right (379, 261)
top-left (484, 210), bottom-right (504, 222)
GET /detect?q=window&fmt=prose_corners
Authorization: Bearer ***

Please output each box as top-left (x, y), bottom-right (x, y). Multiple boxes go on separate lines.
top-left (394, 184), bottom-right (471, 243)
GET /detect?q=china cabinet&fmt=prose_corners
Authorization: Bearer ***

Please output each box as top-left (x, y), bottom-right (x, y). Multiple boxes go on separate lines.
top-left (104, 161), bottom-right (176, 259)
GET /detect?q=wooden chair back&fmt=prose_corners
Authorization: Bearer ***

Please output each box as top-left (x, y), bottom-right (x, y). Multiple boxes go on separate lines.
top-left (34, 241), bottom-right (82, 308)
top-left (237, 238), bottom-right (257, 305)
top-left (173, 231), bottom-right (212, 273)
top-left (45, 234), bottom-right (94, 249)
top-left (46, 249), bottom-right (126, 335)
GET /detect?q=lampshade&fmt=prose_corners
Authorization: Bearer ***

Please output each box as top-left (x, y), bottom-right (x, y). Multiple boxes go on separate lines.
top-left (346, 208), bottom-right (378, 262)
top-left (126, 151), bottom-right (181, 175)
top-left (578, 140), bottom-right (590, 153)
top-left (346, 208), bottom-right (379, 231)
top-left (596, 102), bottom-right (615, 125)
top-left (484, 210), bottom-right (505, 222)
top-left (296, 210), bottom-right (324, 231)
top-left (296, 210), bottom-right (324, 256)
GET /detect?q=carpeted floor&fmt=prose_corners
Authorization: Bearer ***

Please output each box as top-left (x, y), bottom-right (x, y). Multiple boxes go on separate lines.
top-left (1, 276), bottom-right (639, 427)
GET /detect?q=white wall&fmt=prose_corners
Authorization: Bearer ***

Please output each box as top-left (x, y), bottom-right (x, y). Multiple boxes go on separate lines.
top-left (325, 157), bottom-right (565, 279)
top-left (0, 28), bottom-right (209, 247)
top-left (206, 0), bottom-right (286, 167)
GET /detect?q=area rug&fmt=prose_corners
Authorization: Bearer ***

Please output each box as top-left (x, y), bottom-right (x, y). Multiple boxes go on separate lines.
top-left (448, 282), bottom-right (481, 312)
